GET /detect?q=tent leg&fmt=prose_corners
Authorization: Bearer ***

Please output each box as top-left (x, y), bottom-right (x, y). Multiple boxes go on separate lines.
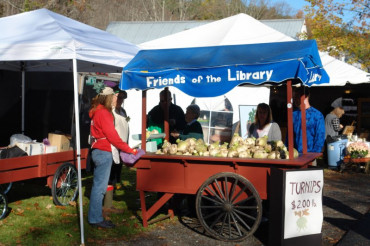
top-left (72, 59), bottom-right (85, 245)
top-left (21, 68), bottom-right (25, 134)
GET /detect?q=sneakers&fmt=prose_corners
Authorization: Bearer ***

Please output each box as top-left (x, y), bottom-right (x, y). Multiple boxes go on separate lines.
top-left (89, 220), bottom-right (116, 229)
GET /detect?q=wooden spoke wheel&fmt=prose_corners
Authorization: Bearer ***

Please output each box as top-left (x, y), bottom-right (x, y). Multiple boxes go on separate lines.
top-left (0, 192), bottom-right (8, 220)
top-left (51, 163), bottom-right (78, 206)
top-left (196, 172), bottom-right (262, 242)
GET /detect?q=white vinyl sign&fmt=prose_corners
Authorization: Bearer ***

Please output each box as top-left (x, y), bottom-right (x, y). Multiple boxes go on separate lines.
top-left (284, 170), bottom-right (323, 239)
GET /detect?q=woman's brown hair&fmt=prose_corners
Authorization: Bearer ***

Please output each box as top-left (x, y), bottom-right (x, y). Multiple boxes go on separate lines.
top-left (254, 103), bottom-right (273, 127)
top-left (89, 94), bottom-right (114, 114)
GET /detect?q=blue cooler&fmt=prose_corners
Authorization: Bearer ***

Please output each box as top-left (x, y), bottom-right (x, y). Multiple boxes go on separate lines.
top-left (327, 137), bottom-right (348, 169)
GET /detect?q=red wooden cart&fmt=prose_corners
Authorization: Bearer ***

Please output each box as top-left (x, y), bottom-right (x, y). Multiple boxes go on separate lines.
top-left (119, 40), bottom-right (330, 241)
top-left (136, 152), bottom-right (321, 241)
top-left (342, 156), bottom-right (370, 173)
top-left (0, 148), bottom-right (89, 220)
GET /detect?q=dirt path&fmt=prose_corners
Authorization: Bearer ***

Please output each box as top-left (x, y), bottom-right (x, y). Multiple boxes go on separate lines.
top-left (107, 170), bottom-right (370, 246)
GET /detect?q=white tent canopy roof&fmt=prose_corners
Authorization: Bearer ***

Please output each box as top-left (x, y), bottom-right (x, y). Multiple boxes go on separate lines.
top-left (0, 8), bottom-right (139, 72)
top-left (140, 14), bottom-right (292, 48)
top-left (0, 9), bottom-right (140, 245)
top-left (140, 13), bottom-right (369, 86)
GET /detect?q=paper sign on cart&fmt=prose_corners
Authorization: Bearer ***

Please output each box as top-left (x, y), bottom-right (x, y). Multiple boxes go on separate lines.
top-left (284, 169), bottom-right (323, 239)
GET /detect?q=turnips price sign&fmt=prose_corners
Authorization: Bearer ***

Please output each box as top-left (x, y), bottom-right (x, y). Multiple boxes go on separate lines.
top-left (284, 170), bottom-right (323, 239)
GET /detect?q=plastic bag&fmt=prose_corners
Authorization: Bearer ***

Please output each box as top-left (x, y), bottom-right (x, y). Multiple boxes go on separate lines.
top-left (120, 149), bottom-right (146, 166)
top-left (10, 134), bottom-right (32, 147)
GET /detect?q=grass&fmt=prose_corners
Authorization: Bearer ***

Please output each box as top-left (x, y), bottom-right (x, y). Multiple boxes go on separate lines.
top-left (0, 167), bottom-right (168, 245)
top-left (1, 161), bottom-right (356, 245)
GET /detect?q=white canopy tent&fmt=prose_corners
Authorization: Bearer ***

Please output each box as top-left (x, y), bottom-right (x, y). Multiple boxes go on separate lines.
top-left (0, 8), bottom-right (139, 244)
top-left (140, 13), bottom-right (369, 86)
top-left (123, 13), bottom-right (369, 146)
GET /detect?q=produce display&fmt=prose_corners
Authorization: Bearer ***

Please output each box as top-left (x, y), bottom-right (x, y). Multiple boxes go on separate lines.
top-left (155, 133), bottom-right (299, 159)
top-left (146, 129), bottom-right (159, 139)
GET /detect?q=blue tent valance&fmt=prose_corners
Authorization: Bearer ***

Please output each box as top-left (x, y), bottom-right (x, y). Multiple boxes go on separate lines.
top-left (120, 40), bottom-right (329, 97)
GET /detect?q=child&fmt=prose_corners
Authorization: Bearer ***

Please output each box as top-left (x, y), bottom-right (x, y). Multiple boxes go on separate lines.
top-left (171, 104), bottom-right (203, 141)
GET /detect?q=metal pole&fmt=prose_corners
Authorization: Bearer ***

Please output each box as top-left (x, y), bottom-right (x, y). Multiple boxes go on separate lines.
top-left (72, 59), bottom-right (84, 245)
top-left (21, 65), bottom-right (25, 134)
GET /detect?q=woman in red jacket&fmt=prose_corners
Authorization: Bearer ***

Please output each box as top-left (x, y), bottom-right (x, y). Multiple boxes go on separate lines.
top-left (88, 87), bottom-right (137, 229)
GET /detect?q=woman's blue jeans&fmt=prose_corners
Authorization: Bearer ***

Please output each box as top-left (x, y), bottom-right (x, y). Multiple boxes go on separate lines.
top-left (88, 149), bottom-right (112, 224)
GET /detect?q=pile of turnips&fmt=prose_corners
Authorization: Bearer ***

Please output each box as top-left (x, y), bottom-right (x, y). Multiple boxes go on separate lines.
top-left (146, 129), bottom-right (159, 139)
top-left (155, 133), bottom-right (299, 159)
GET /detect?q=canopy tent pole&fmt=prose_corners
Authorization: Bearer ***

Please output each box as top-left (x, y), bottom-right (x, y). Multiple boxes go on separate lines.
top-left (300, 89), bottom-right (308, 154)
top-left (142, 90), bottom-right (147, 151)
top-left (21, 64), bottom-right (25, 134)
top-left (287, 80), bottom-right (294, 159)
top-left (72, 59), bottom-right (84, 245)
top-left (164, 87), bottom-right (169, 141)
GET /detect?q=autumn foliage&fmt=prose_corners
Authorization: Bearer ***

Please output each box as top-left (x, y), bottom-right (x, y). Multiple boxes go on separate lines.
top-left (305, 0), bottom-right (369, 71)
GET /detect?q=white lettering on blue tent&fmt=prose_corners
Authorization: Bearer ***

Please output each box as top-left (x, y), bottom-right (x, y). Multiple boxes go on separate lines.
top-left (206, 75), bottom-right (221, 82)
top-left (308, 73), bottom-right (322, 83)
top-left (146, 75), bottom-right (185, 87)
top-left (227, 69), bottom-right (273, 81)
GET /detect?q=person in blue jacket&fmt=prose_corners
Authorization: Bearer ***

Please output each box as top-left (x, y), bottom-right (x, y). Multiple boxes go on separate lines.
top-left (292, 87), bottom-right (325, 154)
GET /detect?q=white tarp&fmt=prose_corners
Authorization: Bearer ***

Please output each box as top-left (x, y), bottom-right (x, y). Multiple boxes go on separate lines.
top-left (0, 8), bottom-right (139, 72)
top-left (140, 13), bottom-right (369, 86)
top-left (0, 8), bottom-right (139, 245)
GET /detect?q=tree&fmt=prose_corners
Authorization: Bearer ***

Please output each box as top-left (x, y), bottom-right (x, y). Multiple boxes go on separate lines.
top-left (304, 0), bottom-right (369, 71)
top-left (0, 0), bottom-right (298, 31)
top-left (242, 0), bottom-right (294, 19)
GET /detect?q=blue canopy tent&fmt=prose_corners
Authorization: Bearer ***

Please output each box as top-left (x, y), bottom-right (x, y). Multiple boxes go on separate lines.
top-left (119, 40), bottom-right (329, 157)
top-left (120, 40), bottom-right (329, 97)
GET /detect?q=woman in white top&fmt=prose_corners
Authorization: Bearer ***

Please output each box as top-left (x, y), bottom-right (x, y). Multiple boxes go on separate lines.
top-left (109, 90), bottom-right (130, 190)
top-left (248, 103), bottom-right (281, 141)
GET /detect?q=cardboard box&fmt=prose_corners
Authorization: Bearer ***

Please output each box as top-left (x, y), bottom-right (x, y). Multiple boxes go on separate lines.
top-left (16, 142), bottom-right (44, 156)
top-left (343, 125), bottom-right (355, 135)
top-left (48, 133), bottom-right (70, 152)
top-left (44, 145), bottom-right (57, 154)
top-left (138, 141), bottom-right (157, 153)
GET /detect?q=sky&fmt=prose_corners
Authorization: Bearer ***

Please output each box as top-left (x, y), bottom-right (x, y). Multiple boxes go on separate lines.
top-left (269, 0), bottom-right (309, 12)
top-left (280, 0), bottom-right (309, 12)
top-left (269, 0), bottom-right (355, 23)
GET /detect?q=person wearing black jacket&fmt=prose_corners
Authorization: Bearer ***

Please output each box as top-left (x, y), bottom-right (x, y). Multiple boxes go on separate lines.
top-left (147, 89), bottom-right (186, 143)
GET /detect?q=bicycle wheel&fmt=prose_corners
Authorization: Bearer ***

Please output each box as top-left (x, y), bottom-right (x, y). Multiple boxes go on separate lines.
top-left (0, 192), bottom-right (8, 220)
top-left (0, 183), bottom-right (12, 195)
top-left (51, 163), bottom-right (78, 206)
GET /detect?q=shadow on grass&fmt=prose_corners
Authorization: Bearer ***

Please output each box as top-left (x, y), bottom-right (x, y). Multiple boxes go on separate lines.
top-left (6, 178), bottom-right (51, 202)
top-left (176, 210), bottom-right (269, 245)
top-left (171, 195), bottom-right (268, 245)
top-left (7, 171), bottom-right (94, 204)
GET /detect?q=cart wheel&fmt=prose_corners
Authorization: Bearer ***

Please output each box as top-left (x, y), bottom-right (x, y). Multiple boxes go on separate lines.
top-left (0, 182), bottom-right (12, 195)
top-left (51, 163), bottom-right (78, 206)
top-left (0, 192), bottom-right (8, 220)
top-left (196, 172), bottom-right (262, 242)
